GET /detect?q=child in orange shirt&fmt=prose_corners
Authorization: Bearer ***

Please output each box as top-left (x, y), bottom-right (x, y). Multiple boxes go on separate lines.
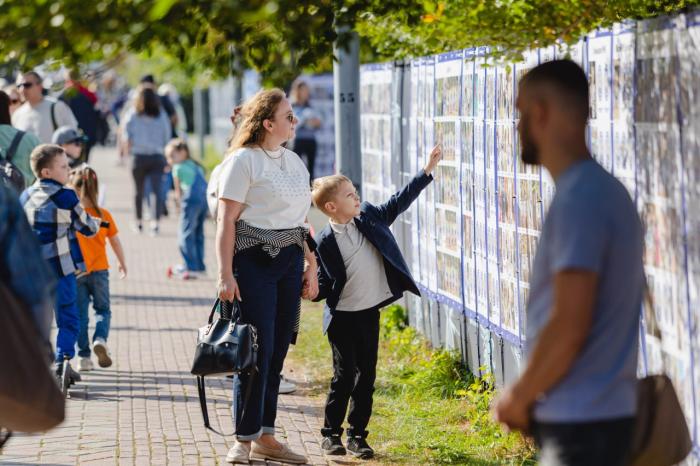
top-left (70, 165), bottom-right (127, 372)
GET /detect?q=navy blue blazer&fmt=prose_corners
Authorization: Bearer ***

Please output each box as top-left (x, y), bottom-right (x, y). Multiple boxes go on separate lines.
top-left (313, 170), bottom-right (434, 333)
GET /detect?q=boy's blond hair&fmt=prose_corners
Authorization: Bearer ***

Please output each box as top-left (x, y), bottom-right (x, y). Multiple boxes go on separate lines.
top-left (30, 144), bottom-right (65, 177)
top-left (311, 174), bottom-right (353, 215)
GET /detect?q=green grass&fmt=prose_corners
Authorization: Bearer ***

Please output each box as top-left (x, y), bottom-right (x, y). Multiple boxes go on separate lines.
top-left (289, 303), bottom-right (536, 465)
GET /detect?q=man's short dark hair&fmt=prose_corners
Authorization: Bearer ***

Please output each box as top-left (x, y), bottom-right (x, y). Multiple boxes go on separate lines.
top-left (140, 74), bottom-right (155, 84)
top-left (520, 59), bottom-right (589, 121)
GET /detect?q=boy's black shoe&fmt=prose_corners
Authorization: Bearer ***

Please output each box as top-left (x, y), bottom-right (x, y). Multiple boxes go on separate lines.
top-left (347, 436), bottom-right (374, 459)
top-left (321, 435), bottom-right (346, 455)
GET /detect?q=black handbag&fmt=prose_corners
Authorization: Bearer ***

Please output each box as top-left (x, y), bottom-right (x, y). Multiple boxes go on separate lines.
top-left (191, 299), bottom-right (258, 435)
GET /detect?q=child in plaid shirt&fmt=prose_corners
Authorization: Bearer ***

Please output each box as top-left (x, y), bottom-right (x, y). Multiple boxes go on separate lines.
top-left (20, 144), bottom-right (99, 385)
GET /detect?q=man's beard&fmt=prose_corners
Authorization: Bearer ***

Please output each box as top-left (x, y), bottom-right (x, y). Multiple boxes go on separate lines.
top-left (519, 114), bottom-right (540, 166)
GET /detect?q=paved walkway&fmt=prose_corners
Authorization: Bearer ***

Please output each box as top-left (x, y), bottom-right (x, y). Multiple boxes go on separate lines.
top-left (0, 147), bottom-right (330, 466)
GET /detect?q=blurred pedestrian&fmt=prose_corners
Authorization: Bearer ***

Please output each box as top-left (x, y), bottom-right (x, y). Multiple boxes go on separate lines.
top-left (290, 79), bottom-right (321, 182)
top-left (159, 83), bottom-right (188, 138)
top-left (494, 59), bottom-right (644, 466)
top-left (69, 165), bottom-right (127, 372)
top-left (122, 86), bottom-right (171, 235)
top-left (0, 90), bottom-right (40, 186)
top-left (3, 85), bottom-right (23, 116)
top-left (52, 126), bottom-right (89, 169)
top-left (165, 138), bottom-right (207, 279)
top-left (60, 69), bottom-right (99, 163)
top-left (12, 71), bottom-right (78, 144)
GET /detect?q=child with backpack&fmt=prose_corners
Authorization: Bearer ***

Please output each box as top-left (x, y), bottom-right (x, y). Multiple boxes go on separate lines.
top-left (20, 144), bottom-right (100, 386)
top-left (165, 138), bottom-right (208, 279)
top-left (70, 164), bottom-right (127, 372)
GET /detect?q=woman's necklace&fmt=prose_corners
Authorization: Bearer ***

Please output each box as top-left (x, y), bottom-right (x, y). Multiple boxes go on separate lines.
top-left (260, 145), bottom-right (286, 171)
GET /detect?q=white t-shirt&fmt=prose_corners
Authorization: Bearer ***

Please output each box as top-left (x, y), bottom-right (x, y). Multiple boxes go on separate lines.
top-left (12, 98), bottom-right (78, 144)
top-left (218, 146), bottom-right (311, 230)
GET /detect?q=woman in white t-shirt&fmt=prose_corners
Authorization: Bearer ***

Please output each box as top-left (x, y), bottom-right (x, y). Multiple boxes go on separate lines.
top-left (216, 89), bottom-right (318, 465)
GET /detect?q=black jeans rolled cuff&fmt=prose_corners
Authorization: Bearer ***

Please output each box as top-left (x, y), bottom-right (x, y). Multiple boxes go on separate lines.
top-left (321, 427), bottom-right (344, 437)
top-left (347, 429), bottom-right (369, 439)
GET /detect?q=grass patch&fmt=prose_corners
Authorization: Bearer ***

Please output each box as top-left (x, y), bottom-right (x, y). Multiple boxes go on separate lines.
top-left (289, 303), bottom-right (536, 465)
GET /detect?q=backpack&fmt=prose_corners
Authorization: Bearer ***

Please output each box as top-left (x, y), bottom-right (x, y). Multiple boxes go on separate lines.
top-left (0, 131), bottom-right (26, 194)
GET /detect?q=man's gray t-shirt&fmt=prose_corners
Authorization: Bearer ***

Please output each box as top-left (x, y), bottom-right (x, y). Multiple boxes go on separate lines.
top-left (526, 159), bottom-right (644, 423)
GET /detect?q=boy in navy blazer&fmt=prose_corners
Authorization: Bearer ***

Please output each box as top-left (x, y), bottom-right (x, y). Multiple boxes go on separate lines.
top-left (309, 144), bottom-right (442, 459)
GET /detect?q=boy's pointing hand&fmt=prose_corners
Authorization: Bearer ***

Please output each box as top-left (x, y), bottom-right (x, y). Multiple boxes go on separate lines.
top-left (424, 143), bottom-right (443, 175)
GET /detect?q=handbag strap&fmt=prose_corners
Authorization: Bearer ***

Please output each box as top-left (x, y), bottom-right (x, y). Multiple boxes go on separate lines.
top-left (209, 299), bottom-right (238, 324)
top-left (196, 366), bottom-right (257, 437)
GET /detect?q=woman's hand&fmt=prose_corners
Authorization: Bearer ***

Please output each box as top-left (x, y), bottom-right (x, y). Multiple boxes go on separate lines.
top-left (218, 274), bottom-right (242, 302)
top-left (301, 267), bottom-right (318, 300)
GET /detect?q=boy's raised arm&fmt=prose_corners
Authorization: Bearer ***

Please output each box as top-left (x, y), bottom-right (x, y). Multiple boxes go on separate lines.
top-left (374, 144), bottom-right (442, 226)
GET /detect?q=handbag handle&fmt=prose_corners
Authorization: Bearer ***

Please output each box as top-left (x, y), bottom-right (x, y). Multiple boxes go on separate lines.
top-left (208, 299), bottom-right (241, 324)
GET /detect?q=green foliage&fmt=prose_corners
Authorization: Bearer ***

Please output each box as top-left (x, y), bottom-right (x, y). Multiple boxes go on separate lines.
top-left (289, 303), bottom-right (535, 464)
top-left (357, 0), bottom-right (700, 63)
top-left (0, 0), bottom-right (404, 87)
top-left (380, 303), bottom-right (409, 334)
top-left (3, 1), bottom-right (693, 104)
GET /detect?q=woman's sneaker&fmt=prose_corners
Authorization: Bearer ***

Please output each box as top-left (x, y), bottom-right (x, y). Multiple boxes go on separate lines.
top-left (321, 435), bottom-right (346, 455)
top-left (93, 339), bottom-right (113, 368)
top-left (278, 376), bottom-right (297, 394)
top-left (78, 357), bottom-right (94, 372)
top-left (347, 436), bottom-right (374, 459)
top-left (225, 441), bottom-right (251, 464)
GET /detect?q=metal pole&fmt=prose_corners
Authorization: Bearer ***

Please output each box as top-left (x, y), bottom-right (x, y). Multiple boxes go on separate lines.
top-left (193, 87), bottom-right (206, 161)
top-left (333, 28), bottom-right (362, 189)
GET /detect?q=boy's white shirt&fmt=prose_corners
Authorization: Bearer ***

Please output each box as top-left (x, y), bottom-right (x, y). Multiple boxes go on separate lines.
top-left (328, 218), bottom-right (393, 312)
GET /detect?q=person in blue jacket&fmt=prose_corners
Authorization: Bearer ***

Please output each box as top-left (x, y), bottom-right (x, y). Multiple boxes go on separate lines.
top-left (310, 144), bottom-right (442, 459)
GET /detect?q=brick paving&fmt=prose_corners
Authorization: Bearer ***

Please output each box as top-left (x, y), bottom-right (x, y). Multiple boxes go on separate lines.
top-left (0, 147), bottom-right (332, 466)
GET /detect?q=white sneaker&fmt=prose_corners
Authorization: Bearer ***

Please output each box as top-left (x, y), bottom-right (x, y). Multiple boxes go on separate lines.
top-left (93, 339), bottom-right (113, 368)
top-left (279, 376), bottom-right (297, 394)
top-left (78, 357), bottom-right (94, 372)
top-left (225, 441), bottom-right (251, 464)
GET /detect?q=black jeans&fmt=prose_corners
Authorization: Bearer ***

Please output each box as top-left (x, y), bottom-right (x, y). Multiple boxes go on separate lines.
top-left (322, 308), bottom-right (380, 439)
top-left (131, 154), bottom-right (166, 221)
top-left (232, 245), bottom-right (303, 440)
top-left (532, 417), bottom-right (636, 466)
top-left (294, 138), bottom-right (317, 181)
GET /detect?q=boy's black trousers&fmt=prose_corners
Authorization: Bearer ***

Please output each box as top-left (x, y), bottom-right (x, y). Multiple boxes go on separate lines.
top-left (322, 307), bottom-right (380, 439)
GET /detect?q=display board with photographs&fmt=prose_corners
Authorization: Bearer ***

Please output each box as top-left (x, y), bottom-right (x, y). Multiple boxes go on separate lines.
top-left (588, 30), bottom-right (614, 173)
top-left (494, 62), bottom-right (519, 337)
top-left (634, 14), bottom-right (696, 439)
top-left (360, 63), bottom-right (393, 206)
top-left (363, 12), bottom-right (700, 446)
top-left (435, 52), bottom-right (463, 303)
top-left (679, 10), bottom-right (700, 437)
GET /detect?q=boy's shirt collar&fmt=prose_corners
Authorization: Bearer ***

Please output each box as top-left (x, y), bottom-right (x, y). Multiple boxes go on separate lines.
top-left (329, 217), bottom-right (357, 235)
top-left (38, 178), bottom-right (63, 187)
